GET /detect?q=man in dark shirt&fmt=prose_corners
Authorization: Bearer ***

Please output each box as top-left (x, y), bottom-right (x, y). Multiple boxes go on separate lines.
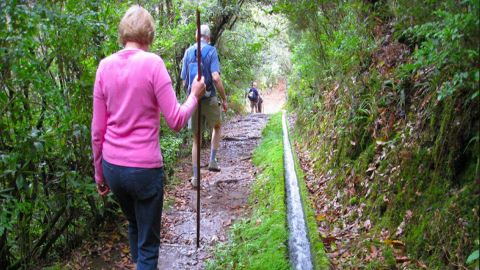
top-left (247, 82), bottom-right (259, 113)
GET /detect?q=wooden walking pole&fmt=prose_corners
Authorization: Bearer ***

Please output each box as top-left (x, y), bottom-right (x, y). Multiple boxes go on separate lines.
top-left (196, 7), bottom-right (202, 249)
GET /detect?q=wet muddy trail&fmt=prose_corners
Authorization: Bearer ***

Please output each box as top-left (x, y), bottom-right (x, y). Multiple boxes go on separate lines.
top-left (157, 113), bottom-right (269, 269)
top-left (61, 81), bottom-right (285, 269)
top-left (63, 114), bottom-right (269, 270)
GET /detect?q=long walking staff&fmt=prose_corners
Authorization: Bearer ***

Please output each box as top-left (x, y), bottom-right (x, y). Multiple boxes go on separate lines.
top-left (195, 7), bottom-right (202, 249)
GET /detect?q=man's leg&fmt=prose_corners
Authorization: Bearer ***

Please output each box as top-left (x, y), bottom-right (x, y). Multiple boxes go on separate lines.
top-left (206, 97), bottom-right (222, 172)
top-left (208, 123), bottom-right (221, 171)
top-left (211, 124), bottom-right (221, 150)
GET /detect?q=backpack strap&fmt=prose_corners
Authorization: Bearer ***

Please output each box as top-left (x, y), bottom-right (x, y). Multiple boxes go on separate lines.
top-left (187, 45), bottom-right (214, 89)
top-left (200, 45), bottom-right (214, 61)
top-left (191, 45), bottom-right (214, 65)
top-left (194, 45), bottom-right (214, 73)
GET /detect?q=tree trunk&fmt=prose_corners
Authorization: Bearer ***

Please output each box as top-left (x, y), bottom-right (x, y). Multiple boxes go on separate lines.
top-left (0, 232), bottom-right (10, 270)
top-left (210, 0), bottom-right (246, 45)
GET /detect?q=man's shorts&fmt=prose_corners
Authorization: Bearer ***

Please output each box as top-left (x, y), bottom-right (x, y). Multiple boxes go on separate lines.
top-left (189, 96), bottom-right (222, 132)
top-left (250, 99), bottom-right (257, 111)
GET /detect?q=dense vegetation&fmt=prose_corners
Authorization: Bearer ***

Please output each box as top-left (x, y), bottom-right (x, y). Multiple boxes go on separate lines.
top-left (0, 1), bottom-right (261, 268)
top-left (277, 0), bottom-right (479, 268)
top-left (1, 0), bottom-right (478, 269)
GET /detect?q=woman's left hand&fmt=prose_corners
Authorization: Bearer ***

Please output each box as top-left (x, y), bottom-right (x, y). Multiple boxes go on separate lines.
top-left (96, 182), bottom-right (110, 197)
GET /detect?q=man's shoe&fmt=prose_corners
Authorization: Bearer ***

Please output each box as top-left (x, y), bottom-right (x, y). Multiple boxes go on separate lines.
top-left (208, 159), bottom-right (221, 172)
top-left (190, 177), bottom-right (198, 188)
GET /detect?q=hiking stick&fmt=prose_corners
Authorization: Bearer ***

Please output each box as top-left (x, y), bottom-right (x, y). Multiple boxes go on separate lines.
top-left (196, 7), bottom-right (201, 249)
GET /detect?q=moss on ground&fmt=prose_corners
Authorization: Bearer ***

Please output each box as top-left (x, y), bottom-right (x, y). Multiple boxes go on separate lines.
top-left (206, 113), bottom-right (290, 270)
top-left (207, 113), bottom-right (332, 269)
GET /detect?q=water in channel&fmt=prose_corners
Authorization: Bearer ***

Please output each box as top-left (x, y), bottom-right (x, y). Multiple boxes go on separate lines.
top-left (282, 112), bottom-right (314, 270)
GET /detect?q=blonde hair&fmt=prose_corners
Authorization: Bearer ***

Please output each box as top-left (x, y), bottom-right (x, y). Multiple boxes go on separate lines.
top-left (118, 5), bottom-right (155, 46)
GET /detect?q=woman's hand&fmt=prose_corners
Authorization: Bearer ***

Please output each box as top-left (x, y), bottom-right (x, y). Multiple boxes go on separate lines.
top-left (222, 100), bottom-right (228, 112)
top-left (96, 181), bottom-right (110, 197)
top-left (191, 77), bottom-right (206, 99)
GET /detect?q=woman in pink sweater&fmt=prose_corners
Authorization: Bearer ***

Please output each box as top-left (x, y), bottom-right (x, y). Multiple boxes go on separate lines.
top-left (91, 6), bottom-right (205, 270)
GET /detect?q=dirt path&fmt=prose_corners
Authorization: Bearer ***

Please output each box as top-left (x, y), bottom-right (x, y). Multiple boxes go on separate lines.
top-left (243, 79), bottom-right (287, 114)
top-left (262, 79), bottom-right (287, 114)
top-left (157, 113), bottom-right (269, 269)
top-left (62, 115), bottom-right (269, 270)
top-left (61, 81), bottom-right (285, 270)
top-left (159, 79), bottom-right (287, 268)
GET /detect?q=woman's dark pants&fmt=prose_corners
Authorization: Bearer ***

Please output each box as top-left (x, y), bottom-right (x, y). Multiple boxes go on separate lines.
top-left (102, 159), bottom-right (164, 270)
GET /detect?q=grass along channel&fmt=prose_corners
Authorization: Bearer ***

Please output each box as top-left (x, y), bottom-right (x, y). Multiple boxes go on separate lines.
top-left (206, 113), bottom-right (329, 269)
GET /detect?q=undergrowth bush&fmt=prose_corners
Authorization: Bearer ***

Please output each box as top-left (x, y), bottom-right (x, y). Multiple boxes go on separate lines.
top-left (275, 0), bottom-right (479, 268)
top-left (0, 0), bottom-right (261, 268)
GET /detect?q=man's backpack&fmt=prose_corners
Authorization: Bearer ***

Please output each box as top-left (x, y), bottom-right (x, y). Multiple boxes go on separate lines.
top-left (187, 45), bottom-right (214, 98)
top-left (248, 88), bottom-right (258, 101)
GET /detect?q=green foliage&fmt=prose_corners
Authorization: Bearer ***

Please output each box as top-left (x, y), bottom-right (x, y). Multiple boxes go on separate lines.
top-left (160, 129), bottom-right (185, 181)
top-left (206, 114), bottom-right (290, 269)
top-left (0, 0), bottom-right (257, 268)
top-left (1, 0), bottom-right (121, 267)
top-left (401, 0), bottom-right (480, 101)
top-left (275, 0), bottom-right (480, 268)
top-left (217, 25), bottom-right (263, 115)
top-left (466, 249), bottom-right (479, 265)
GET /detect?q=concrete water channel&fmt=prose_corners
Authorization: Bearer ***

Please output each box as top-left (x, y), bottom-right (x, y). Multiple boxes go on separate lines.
top-left (282, 112), bottom-right (314, 270)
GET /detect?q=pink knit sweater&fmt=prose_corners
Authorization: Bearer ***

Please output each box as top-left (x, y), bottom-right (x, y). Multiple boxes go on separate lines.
top-left (91, 48), bottom-right (197, 184)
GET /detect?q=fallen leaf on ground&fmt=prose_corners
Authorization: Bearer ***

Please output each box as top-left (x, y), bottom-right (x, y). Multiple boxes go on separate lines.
top-left (322, 235), bottom-right (338, 245)
top-left (364, 219), bottom-right (372, 231)
top-left (384, 239), bottom-right (405, 247)
top-left (395, 255), bottom-right (410, 263)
